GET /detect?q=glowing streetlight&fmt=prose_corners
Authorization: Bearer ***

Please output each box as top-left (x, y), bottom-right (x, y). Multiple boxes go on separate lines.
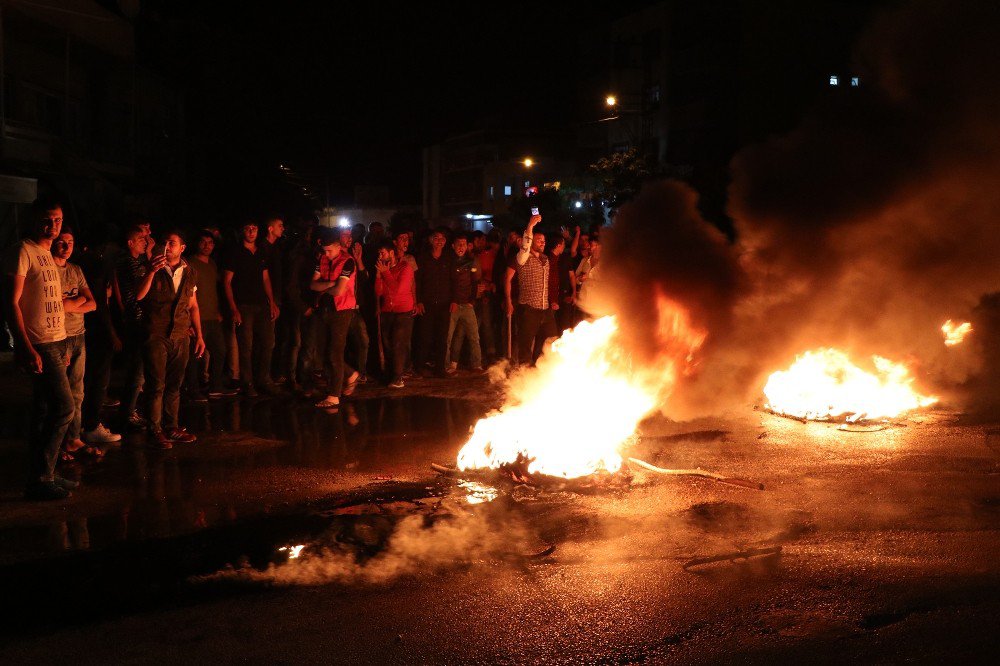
top-left (605, 95), bottom-right (618, 107)
top-left (522, 157), bottom-right (534, 168)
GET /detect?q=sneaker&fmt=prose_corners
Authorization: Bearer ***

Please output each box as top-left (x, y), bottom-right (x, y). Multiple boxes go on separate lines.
top-left (388, 379), bottom-right (405, 389)
top-left (148, 429), bottom-right (174, 450)
top-left (53, 475), bottom-right (80, 490)
top-left (165, 427), bottom-right (197, 444)
top-left (24, 482), bottom-right (71, 501)
top-left (102, 397), bottom-right (121, 408)
top-left (84, 423), bottom-right (122, 444)
top-left (126, 411), bottom-right (148, 429)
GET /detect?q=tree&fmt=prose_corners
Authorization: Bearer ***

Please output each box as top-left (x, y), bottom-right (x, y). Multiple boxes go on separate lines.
top-left (588, 148), bottom-right (653, 212)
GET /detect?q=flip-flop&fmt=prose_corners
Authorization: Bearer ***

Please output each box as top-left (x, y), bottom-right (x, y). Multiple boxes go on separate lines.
top-left (343, 373), bottom-right (360, 396)
top-left (314, 397), bottom-right (340, 408)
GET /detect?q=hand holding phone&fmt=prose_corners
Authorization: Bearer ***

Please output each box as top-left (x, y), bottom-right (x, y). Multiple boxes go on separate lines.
top-left (531, 207), bottom-right (539, 216)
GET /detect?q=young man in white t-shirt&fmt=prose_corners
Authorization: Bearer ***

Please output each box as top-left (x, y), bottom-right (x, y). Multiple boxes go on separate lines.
top-left (2, 198), bottom-right (77, 500)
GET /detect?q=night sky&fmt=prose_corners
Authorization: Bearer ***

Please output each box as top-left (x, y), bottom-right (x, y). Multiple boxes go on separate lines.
top-left (134, 2), bottom-right (654, 213)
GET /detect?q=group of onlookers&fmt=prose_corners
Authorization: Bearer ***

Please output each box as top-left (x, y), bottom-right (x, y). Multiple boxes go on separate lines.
top-left (3, 197), bottom-right (601, 500)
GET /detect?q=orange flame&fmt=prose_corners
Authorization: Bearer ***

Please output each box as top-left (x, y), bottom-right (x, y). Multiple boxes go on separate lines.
top-left (456, 301), bottom-right (705, 479)
top-left (763, 348), bottom-right (937, 423)
top-left (941, 320), bottom-right (972, 347)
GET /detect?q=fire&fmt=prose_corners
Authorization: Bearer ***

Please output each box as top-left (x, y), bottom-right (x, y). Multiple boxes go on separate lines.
top-left (763, 348), bottom-right (937, 423)
top-left (941, 320), bottom-right (972, 346)
top-left (457, 303), bottom-right (704, 479)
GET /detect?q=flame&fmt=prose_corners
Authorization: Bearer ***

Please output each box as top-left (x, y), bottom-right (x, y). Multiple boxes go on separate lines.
top-left (278, 545), bottom-right (305, 559)
top-left (763, 348), bottom-right (938, 423)
top-left (457, 302), bottom-right (704, 479)
top-left (941, 320), bottom-right (972, 346)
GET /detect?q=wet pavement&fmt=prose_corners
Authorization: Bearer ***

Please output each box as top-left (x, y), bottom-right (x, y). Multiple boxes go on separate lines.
top-left (1, 358), bottom-right (999, 662)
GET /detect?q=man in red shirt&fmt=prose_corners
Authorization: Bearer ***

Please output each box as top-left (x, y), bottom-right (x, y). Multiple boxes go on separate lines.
top-left (374, 239), bottom-right (415, 388)
top-left (310, 233), bottom-right (360, 407)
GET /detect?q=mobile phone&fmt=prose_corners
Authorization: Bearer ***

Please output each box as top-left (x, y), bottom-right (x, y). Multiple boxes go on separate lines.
top-left (531, 207), bottom-right (539, 216)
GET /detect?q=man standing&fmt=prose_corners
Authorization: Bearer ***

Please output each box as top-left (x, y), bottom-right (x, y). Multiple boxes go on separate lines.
top-left (310, 233), bottom-right (359, 408)
top-left (261, 216), bottom-right (286, 382)
top-left (51, 228), bottom-right (101, 459)
top-left (3, 198), bottom-right (76, 500)
top-left (340, 227), bottom-right (370, 381)
top-left (186, 230), bottom-right (234, 398)
top-left (223, 220), bottom-right (280, 397)
top-left (142, 231), bottom-right (205, 448)
top-left (374, 239), bottom-right (414, 389)
top-left (505, 214), bottom-right (557, 366)
top-left (113, 224), bottom-right (155, 429)
top-left (415, 228), bottom-right (454, 377)
top-left (472, 230), bottom-right (498, 364)
top-left (445, 232), bottom-right (482, 373)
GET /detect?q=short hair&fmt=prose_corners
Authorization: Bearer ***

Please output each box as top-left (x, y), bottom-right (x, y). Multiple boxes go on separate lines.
top-left (197, 229), bottom-right (215, 242)
top-left (161, 228), bottom-right (187, 245)
top-left (124, 224), bottom-right (146, 242)
top-left (376, 239), bottom-right (395, 254)
top-left (471, 230), bottom-right (485, 241)
top-left (452, 231), bottom-right (469, 243)
top-left (547, 234), bottom-right (566, 248)
top-left (369, 221), bottom-right (384, 231)
top-left (30, 196), bottom-right (63, 222)
top-left (58, 226), bottom-right (75, 238)
top-left (318, 230), bottom-right (339, 247)
top-left (240, 218), bottom-right (258, 230)
top-left (392, 228), bottom-right (410, 241)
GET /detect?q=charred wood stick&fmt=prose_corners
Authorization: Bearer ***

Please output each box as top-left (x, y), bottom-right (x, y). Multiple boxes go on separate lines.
top-left (627, 457), bottom-right (764, 491)
top-left (682, 545), bottom-right (782, 570)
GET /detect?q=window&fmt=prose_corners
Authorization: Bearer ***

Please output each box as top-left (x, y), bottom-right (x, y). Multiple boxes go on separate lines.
top-left (504, 185), bottom-right (512, 197)
top-left (524, 180), bottom-right (530, 188)
top-left (851, 76), bottom-right (860, 87)
top-left (489, 185), bottom-right (494, 200)
top-left (829, 75), bottom-right (839, 86)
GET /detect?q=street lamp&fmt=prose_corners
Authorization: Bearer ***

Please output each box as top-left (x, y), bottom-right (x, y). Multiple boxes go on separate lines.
top-left (522, 157), bottom-right (534, 168)
top-left (605, 95), bottom-right (618, 109)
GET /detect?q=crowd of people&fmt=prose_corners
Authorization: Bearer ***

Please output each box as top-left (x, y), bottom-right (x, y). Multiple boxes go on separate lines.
top-left (3, 197), bottom-right (601, 500)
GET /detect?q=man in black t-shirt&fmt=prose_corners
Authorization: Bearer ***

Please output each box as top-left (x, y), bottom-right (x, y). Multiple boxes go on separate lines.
top-left (222, 220), bottom-right (280, 397)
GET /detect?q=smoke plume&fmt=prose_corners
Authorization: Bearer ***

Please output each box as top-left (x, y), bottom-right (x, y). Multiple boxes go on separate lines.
top-left (591, 0), bottom-right (1000, 417)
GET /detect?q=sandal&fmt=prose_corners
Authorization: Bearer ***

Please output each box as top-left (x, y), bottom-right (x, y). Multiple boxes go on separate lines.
top-left (342, 372), bottom-right (360, 396)
top-left (314, 396), bottom-right (340, 408)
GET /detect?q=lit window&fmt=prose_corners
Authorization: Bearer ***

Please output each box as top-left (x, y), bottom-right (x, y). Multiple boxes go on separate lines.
top-left (524, 180), bottom-right (530, 187)
top-left (489, 186), bottom-right (494, 199)
top-left (829, 75), bottom-right (839, 86)
top-left (504, 185), bottom-right (512, 196)
top-left (851, 76), bottom-right (860, 87)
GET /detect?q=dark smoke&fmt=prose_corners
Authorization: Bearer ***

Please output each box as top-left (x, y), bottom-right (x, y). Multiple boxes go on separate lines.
top-left (591, 0), bottom-right (1000, 417)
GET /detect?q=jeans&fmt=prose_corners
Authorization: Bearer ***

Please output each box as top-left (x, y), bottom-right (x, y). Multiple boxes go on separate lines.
top-left (82, 326), bottom-right (112, 431)
top-left (475, 296), bottom-right (496, 359)
top-left (276, 303), bottom-right (303, 382)
top-left (318, 308), bottom-right (355, 396)
top-left (236, 303), bottom-right (275, 388)
top-left (28, 340), bottom-right (74, 485)
top-left (118, 322), bottom-right (145, 421)
top-left (380, 311), bottom-right (413, 383)
top-left (415, 302), bottom-right (450, 372)
top-left (348, 309), bottom-right (370, 376)
top-left (298, 309), bottom-right (318, 387)
top-left (446, 304), bottom-right (482, 368)
top-left (516, 304), bottom-right (557, 366)
top-left (144, 335), bottom-right (190, 430)
top-left (185, 319), bottom-right (227, 392)
top-left (64, 334), bottom-right (86, 441)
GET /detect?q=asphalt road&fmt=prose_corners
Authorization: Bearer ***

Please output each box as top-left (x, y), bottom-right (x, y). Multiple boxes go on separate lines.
top-left (1, 384), bottom-right (998, 663)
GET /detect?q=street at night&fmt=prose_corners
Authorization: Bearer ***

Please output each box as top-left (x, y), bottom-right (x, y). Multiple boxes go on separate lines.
top-left (0, 362), bottom-right (997, 662)
top-left (3, 0), bottom-right (1000, 663)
